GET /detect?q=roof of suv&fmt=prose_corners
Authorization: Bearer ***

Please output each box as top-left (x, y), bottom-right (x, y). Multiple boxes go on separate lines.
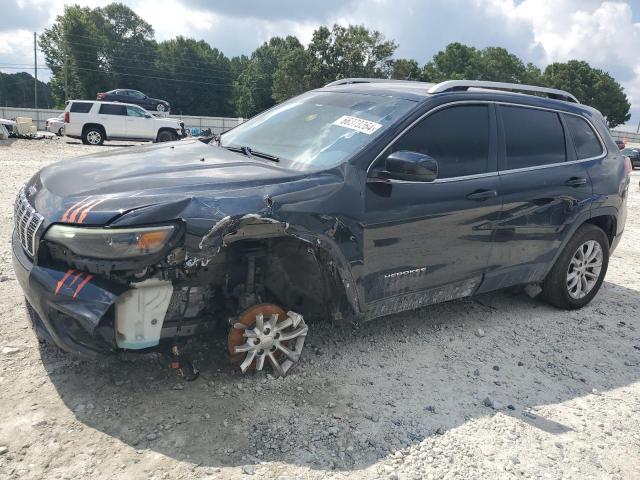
top-left (320, 78), bottom-right (581, 105)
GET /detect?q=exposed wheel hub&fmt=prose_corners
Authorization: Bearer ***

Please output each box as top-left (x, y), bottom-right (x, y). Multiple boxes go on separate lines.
top-left (228, 304), bottom-right (307, 377)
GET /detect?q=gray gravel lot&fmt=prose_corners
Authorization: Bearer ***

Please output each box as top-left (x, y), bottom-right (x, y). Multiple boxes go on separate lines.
top-left (0, 137), bottom-right (639, 480)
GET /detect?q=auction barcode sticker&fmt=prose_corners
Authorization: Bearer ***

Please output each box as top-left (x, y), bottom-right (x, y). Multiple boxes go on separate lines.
top-left (333, 115), bottom-right (382, 135)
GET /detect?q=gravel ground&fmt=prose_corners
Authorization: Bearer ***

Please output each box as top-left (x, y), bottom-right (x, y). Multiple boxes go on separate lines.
top-left (0, 137), bottom-right (639, 480)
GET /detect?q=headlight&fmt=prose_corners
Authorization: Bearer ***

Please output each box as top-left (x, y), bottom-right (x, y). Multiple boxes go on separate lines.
top-left (44, 225), bottom-right (175, 259)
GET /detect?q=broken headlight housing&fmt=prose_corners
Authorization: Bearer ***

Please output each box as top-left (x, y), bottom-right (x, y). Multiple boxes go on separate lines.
top-left (44, 224), bottom-right (175, 259)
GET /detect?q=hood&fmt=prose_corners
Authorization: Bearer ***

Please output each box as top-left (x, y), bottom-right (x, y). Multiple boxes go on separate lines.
top-left (28, 139), bottom-right (310, 226)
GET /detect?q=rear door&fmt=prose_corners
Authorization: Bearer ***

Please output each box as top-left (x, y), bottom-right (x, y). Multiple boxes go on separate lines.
top-left (363, 103), bottom-right (502, 316)
top-left (482, 104), bottom-right (594, 290)
top-left (97, 103), bottom-right (127, 137)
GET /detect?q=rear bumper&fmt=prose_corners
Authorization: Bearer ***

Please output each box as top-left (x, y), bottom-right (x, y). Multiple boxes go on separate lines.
top-left (12, 231), bottom-right (125, 357)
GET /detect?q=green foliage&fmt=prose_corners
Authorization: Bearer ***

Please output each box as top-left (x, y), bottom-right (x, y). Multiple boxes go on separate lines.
top-left (0, 72), bottom-right (53, 108)
top-left (422, 43), bottom-right (543, 84)
top-left (35, 3), bottom-right (631, 124)
top-left (390, 59), bottom-right (421, 80)
top-left (543, 61), bottom-right (631, 128)
top-left (155, 37), bottom-right (233, 116)
top-left (307, 25), bottom-right (397, 87)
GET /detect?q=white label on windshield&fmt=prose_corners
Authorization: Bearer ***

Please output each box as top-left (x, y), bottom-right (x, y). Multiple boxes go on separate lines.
top-left (333, 115), bottom-right (382, 135)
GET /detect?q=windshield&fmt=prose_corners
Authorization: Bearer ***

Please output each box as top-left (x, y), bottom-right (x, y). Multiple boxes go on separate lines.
top-left (220, 91), bottom-right (416, 171)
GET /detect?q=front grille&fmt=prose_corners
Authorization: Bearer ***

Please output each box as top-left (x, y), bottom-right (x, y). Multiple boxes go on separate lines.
top-left (14, 186), bottom-right (44, 257)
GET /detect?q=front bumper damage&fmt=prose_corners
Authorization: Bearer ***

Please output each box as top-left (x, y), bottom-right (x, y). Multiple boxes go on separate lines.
top-left (13, 231), bottom-right (176, 356)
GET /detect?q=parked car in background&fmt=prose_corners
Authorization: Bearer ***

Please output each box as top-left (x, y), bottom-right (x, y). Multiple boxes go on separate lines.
top-left (615, 139), bottom-right (625, 149)
top-left (621, 147), bottom-right (640, 169)
top-left (13, 80), bottom-right (629, 379)
top-left (46, 115), bottom-right (64, 136)
top-left (97, 89), bottom-right (170, 113)
top-left (63, 100), bottom-right (185, 145)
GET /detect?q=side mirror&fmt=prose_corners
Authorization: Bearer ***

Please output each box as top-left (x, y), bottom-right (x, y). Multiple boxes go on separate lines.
top-left (381, 151), bottom-right (438, 182)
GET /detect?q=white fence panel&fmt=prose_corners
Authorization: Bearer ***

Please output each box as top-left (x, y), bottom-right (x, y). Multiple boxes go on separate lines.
top-left (0, 106), bottom-right (244, 135)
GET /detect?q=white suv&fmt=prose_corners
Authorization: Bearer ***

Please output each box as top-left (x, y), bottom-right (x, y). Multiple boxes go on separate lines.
top-left (63, 100), bottom-right (185, 145)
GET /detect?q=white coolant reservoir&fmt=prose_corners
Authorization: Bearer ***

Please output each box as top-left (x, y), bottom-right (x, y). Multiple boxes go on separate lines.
top-left (114, 278), bottom-right (173, 349)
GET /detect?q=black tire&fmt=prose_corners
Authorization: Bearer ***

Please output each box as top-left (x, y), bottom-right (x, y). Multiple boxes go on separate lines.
top-left (541, 223), bottom-right (609, 309)
top-left (57, 127), bottom-right (64, 136)
top-left (156, 103), bottom-right (166, 112)
top-left (156, 130), bottom-right (176, 142)
top-left (82, 126), bottom-right (105, 146)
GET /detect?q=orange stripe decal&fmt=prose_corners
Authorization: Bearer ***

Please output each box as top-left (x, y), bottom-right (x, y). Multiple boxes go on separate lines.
top-left (62, 197), bottom-right (90, 222)
top-left (72, 274), bottom-right (93, 299)
top-left (77, 199), bottom-right (105, 224)
top-left (68, 198), bottom-right (97, 223)
top-left (54, 269), bottom-right (75, 295)
top-left (67, 272), bottom-right (84, 289)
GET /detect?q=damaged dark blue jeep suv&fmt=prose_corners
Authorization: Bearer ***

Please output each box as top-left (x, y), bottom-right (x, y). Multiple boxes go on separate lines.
top-left (13, 79), bottom-right (630, 376)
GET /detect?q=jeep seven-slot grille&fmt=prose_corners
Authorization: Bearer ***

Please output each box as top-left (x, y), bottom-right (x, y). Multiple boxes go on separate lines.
top-left (14, 187), bottom-right (44, 257)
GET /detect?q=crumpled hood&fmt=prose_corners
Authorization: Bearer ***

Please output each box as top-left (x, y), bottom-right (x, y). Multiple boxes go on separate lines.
top-left (27, 139), bottom-right (311, 226)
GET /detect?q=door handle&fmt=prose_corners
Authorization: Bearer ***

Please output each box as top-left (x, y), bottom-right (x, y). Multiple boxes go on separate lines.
top-left (466, 189), bottom-right (498, 201)
top-left (565, 177), bottom-right (587, 187)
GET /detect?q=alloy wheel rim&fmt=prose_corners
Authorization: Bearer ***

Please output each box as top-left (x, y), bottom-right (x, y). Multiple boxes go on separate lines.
top-left (157, 104), bottom-right (165, 111)
top-left (233, 311), bottom-right (307, 377)
top-left (566, 240), bottom-right (603, 299)
top-left (87, 131), bottom-right (101, 144)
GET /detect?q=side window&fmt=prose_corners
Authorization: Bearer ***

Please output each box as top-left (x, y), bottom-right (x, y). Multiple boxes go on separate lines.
top-left (564, 114), bottom-right (603, 159)
top-left (126, 106), bottom-right (147, 117)
top-left (99, 104), bottom-right (127, 116)
top-left (501, 106), bottom-right (566, 170)
top-left (69, 102), bottom-right (93, 113)
top-left (391, 105), bottom-right (490, 179)
top-left (131, 91), bottom-right (145, 99)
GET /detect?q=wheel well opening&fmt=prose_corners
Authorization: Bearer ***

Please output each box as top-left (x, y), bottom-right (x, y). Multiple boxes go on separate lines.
top-left (82, 123), bottom-right (105, 135)
top-left (586, 215), bottom-right (616, 245)
top-left (223, 237), bottom-right (351, 323)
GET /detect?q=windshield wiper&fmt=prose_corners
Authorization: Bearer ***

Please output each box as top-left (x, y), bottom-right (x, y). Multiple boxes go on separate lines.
top-left (223, 145), bottom-right (279, 162)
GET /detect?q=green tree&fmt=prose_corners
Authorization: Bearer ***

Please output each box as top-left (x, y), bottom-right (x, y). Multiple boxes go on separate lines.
top-left (543, 60), bottom-right (630, 128)
top-left (232, 36), bottom-right (305, 117)
top-left (422, 43), bottom-right (542, 85)
top-left (390, 59), bottom-right (421, 80)
top-left (422, 43), bottom-right (482, 82)
top-left (155, 37), bottom-right (233, 116)
top-left (0, 72), bottom-right (53, 108)
top-left (40, 4), bottom-right (156, 106)
top-left (306, 25), bottom-right (398, 87)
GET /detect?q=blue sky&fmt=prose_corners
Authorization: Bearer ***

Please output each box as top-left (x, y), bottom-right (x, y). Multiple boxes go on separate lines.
top-left (1, 0), bottom-right (639, 128)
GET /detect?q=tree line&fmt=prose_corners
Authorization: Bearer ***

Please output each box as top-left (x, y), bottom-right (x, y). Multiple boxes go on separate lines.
top-left (34, 3), bottom-right (630, 127)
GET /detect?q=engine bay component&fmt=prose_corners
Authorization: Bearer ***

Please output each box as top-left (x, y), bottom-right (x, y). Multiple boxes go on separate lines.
top-left (115, 278), bottom-right (173, 349)
top-left (228, 304), bottom-right (307, 377)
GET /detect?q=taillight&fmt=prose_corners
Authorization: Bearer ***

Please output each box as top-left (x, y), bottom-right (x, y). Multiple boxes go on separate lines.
top-left (64, 112), bottom-right (70, 123)
top-left (623, 156), bottom-right (632, 176)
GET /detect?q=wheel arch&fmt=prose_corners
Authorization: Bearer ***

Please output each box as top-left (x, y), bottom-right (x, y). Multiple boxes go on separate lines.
top-left (198, 215), bottom-right (363, 321)
top-left (156, 127), bottom-right (178, 142)
top-left (82, 123), bottom-right (107, 139)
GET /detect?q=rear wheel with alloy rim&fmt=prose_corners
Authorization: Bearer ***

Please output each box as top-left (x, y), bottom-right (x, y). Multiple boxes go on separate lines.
top-left (541, 224), bottom-right (609, 309)
top-left (82, 127), bottom-right (104, 146)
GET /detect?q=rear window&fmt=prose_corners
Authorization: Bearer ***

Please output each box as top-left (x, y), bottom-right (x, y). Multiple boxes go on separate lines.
top-left (99, 104), bottom-right (126, 115)
top-left (501, 106), bottom-right (566, 170)
top-left (564, 114), bottom-right (603, 159)
top-left (69, 102), bottom-right (93, 113)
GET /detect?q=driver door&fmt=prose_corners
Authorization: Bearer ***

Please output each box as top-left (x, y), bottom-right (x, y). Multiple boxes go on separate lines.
top-left (363, 103), bottom-right (502, 316)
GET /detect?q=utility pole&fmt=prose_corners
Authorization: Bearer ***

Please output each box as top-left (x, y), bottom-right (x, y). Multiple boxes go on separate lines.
top-left (64, 55), bottom-right (68, 102)
top-left (33, 32), bottom-right (38, 110)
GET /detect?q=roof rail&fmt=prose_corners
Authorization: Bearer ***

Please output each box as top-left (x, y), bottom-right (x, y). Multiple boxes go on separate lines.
top-left (427, 80), bottom-right (580, 104)
top-left (324, 78), bottom-right (422, 87)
